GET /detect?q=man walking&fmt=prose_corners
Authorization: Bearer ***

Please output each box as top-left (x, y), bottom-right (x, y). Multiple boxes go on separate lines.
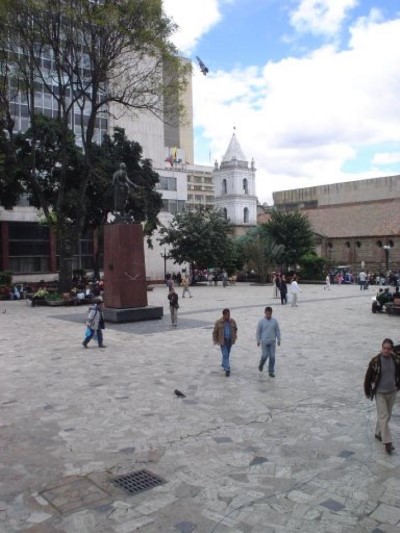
top-left (181, 276), bottom-right (192, 298)
top-left (213, 308), bottom-right (238, 377)
top-left (290, 276), bottom-right (301, 307)
top-left (364, 338), bottom-right (400, 454)
top-left (256, 306), bottom-right (281, 377)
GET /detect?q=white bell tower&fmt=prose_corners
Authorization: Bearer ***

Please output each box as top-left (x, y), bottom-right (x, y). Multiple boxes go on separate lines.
top-left (213, 131), bottom-right (257, 229)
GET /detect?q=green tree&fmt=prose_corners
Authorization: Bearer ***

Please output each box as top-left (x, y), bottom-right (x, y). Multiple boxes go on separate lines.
top-left (299, 252), bottom-right (330, 280)
top-left (87, 128), bottom-right (162, 276)
top-left (263, 210), bottom-right (314, 269)
top-left (0, 0), bottom-right (189, 289)
top-left (159, 206), bottom-right (236, 277)
top-left (238, 226), bottom-right (284, 283)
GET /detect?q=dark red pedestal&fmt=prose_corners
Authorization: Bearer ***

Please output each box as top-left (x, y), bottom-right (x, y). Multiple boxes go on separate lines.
top-left (103, 223), bottom-right (163, 323)
top-left (104, 223), bottom-right (148, 308)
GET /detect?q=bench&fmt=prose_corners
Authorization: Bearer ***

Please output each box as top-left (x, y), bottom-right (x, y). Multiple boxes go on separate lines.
top-left (387, 298), bottom-right (400, 316)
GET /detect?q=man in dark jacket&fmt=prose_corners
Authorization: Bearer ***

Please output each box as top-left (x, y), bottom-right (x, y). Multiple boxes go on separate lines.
top-left (213, 309), bottom-right (238, 377)
top-left (364, 338), bottom-right (400, 453)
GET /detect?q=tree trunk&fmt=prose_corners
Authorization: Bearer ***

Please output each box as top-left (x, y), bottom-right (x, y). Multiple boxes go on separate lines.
top-left (57, 229), bottom-right (76, 293)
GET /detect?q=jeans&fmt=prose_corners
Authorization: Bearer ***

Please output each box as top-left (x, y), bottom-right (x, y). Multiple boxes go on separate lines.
top-left (280, 292), bottom-right (287, 304)
top-left (260, 341), bottom-right (276, 373)
top-left (84, 327), bottom-right (103, 347)
top-left (170, 305), bottom-right (178, 325)
top-left (220, 341), bottom-right (232, 371)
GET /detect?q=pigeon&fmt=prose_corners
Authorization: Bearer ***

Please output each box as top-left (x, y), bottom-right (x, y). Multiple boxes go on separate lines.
top-left (196, 56), bottom-right (209, 76)
top-left (174, 389), bottom-right (186, 398)
top-left (2, 309), bottom-right (6, 314)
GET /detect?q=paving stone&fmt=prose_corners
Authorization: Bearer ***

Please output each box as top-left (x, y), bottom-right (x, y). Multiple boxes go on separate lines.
top-left (1, 285), bottom-right (400, 532)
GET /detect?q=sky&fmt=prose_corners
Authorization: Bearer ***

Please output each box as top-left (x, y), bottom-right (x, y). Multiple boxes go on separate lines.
top-left (163, 0), bottom-right (400, 205)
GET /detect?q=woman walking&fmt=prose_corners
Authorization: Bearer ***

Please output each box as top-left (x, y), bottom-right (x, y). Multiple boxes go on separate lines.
top-left (168, 287), bottom-right (179, 326)
top-left (82, 297), bottom-right (106, 348)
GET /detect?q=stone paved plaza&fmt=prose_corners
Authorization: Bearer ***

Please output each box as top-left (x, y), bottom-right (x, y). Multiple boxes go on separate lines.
top-left (1, 283), bottom-right (400, 533)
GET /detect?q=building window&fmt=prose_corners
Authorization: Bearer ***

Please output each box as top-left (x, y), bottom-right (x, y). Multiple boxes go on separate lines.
top-left (377, 240), bottom-right (383, 247)
top-left (356, 241), bottom-right (361, 248)
top-left (243, 178), bottom-right (248, 194)
top-left (195, 195), bottom-right (203, 201)
top-left (223, 208), bottom-right (228, 220)
top-left (222, 179), bottom-right (227, 194)
top-left (158, 176), bottom-right (177, 191)
top-left (243, 207), bottom-right (249, 223)
top-left (161, 199), bottom-right (186, 215)
top-left (345, 241), bottom-right (350, 248)
top-left (327, 242), bottom-right (333, 249)
top-left (387, 240), bottom-right (394, 247)
top-left (8, 222), bottom-right (50, 273)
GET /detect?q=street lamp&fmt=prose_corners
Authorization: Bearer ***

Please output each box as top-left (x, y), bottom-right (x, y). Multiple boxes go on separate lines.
top-left (160, 248), bottom-right (169, 279)
top-left (383, 244), bottom-right (391, 272)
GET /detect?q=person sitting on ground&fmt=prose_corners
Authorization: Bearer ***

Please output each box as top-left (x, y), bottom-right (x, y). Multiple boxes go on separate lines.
top-left (31, 285), bottom-right (49, 307)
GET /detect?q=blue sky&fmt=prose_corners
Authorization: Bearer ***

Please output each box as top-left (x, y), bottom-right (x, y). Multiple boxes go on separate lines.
top-left (164, 0), bottom-right (400, 203)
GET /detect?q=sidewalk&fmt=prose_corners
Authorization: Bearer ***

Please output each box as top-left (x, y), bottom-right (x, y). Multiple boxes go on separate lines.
top-left (1, 283), bottom-right (399, 532)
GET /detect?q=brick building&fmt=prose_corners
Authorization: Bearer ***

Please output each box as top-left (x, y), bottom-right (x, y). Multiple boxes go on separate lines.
top-left (259, 175), bottom-right (400, 274)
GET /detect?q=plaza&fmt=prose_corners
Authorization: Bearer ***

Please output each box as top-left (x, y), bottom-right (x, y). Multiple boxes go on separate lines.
top-left (1, 283), bottom-right (400, 532)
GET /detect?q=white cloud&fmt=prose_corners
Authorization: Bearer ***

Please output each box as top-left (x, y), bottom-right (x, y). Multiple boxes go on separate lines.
top-left (290, 0), bottom-right (358, 36)
top-left (372, 153), bottom-right (400, 165)
top-left (163, 0), bottom-right (223, 54)
top-left (192, 15), bottom-right (400, 204)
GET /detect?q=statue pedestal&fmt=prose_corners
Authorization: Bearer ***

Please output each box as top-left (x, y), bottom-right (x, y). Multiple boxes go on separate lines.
top-left (103, 223), bottom-right (163, 323)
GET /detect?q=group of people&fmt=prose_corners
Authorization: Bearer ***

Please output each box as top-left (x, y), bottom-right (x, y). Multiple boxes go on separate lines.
top-left (212, 306), bottom-right (281, 378)
top-left (273, 274), bottom-right (301, 307)
top-left (372, 286), bottom-right (400, 313)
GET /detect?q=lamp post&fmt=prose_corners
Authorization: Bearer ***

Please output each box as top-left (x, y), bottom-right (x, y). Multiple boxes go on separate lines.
top-left (383, 245), bottom-right (391, 272)
top-left (160, 248), bottom-right (168, 279)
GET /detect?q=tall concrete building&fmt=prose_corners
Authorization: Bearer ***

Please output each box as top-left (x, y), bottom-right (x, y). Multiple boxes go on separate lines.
top-left (213, 132), bottom-right (257, 233)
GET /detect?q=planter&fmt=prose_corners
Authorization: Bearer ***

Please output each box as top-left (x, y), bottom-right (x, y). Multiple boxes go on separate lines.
top-left (46, 300), bottom-right (66, 306)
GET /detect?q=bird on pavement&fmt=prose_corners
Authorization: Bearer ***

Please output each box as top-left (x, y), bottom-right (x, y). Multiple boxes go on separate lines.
top-left (174, 389), bottom-right (186, 398)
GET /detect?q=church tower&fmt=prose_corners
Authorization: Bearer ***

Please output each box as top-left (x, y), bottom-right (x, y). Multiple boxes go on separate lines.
top-left (213, 131), bottom-right (257, 231)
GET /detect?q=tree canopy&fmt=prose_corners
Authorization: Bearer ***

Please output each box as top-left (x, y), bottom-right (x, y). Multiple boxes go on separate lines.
top-left (238, 226), bottom-right (285, 283)
top-left (0, 0), bottom-right (188, 289)
top-left (159, 206), bottom-right (238, 273)
top-left (263, 210), bottom-right (314, 268)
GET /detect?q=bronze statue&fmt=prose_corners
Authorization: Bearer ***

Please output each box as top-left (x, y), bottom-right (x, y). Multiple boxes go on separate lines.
top-left (111, 162), bottom-right (137, 220)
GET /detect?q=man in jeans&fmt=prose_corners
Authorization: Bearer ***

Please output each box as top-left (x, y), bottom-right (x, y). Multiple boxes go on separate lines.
top-left (256, 306), bottom-right (281, 377)
top-left (213, 308), bottom-right (238, 377)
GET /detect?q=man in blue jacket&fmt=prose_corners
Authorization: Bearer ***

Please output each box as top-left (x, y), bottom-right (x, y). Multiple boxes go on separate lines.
top-left (256, 306), bottom-right (281, 377)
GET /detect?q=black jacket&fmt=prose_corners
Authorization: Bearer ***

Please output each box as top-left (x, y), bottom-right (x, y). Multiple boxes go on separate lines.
top-left (364, 352), bottom-right (400, 400)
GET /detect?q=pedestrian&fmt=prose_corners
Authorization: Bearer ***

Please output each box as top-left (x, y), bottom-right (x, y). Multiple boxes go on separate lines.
top-left (222, 270), bottom-right (228, 287)
top-left (290, 276), bottom-right (301, 307)
top-left (256, 306), bottom-right (281, 377)
top-left (273, 273), bottom-right (280, 299)
top-left (181, 276), bottom-right (192, 298)
top-left (364, 338), bottom-right (400, 454)
top-left (324, 274), bottom-right (330, 290)
top-left (280, 274), bottom-right (288, 304)
top-left (359, 270), bottom-right (367, 290)
top-left (167, 286), bottom-right (179, 326)
top-left (166, 276), bottom-right (174, 291)
top-left (82, 296), bottom-right (106, 349)
top-left (212, 308), bottom-right (238, 377)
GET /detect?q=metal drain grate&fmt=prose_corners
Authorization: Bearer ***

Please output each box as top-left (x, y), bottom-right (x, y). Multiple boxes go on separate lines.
top-left (110, 469), bottom-right (166, 495)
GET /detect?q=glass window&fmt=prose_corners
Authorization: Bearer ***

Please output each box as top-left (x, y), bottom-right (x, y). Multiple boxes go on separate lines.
top-left (244, 207), bottom-right (249, 223)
